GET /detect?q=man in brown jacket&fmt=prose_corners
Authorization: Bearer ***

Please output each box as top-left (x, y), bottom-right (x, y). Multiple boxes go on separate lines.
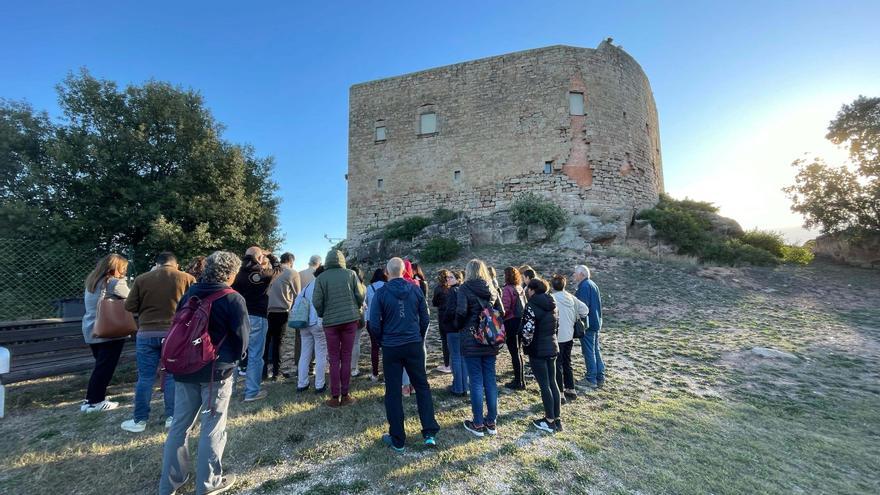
top-left (121, 252), bottom-right (195, 433)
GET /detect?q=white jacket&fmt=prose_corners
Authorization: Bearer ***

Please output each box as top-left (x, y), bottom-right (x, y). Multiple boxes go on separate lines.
top-left (552, 290), bottom-right (588, 343)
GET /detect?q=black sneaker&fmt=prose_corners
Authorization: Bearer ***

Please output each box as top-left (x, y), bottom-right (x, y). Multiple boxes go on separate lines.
top-left (553, 419), bottom-right (563, 432)
top-left (463, 420), bottom-right (486, 437)
top-left (296, 386), bottom-right (309, 393)
top-left (485, 422), bottom-right (498, 436)
top-left (563, 390), bottom-right (578, 401)
top-left (503, 381), bottom-right (525, 391)
top-left (531, 418), bottom-right (554, 433)
top-left (314, 385), bottom-right (326, 394)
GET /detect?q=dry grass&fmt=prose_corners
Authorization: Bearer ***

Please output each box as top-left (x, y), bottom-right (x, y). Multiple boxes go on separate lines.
top-left (1, 249), bottom-right (879, 494)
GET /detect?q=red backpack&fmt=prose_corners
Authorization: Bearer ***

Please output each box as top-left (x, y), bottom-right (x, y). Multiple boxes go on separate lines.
top-left (161, 288), bottom-right (235, 375)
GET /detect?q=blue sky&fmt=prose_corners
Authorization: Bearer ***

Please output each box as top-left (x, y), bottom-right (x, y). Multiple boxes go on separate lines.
top-left (2, 1), bottom-right (879, 265)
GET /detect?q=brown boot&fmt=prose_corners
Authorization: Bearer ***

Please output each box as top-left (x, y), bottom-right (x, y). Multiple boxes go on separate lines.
top-left (340, 394), bottom-right (356, 406)
top-left (325, 396), bottom-right (341, 408)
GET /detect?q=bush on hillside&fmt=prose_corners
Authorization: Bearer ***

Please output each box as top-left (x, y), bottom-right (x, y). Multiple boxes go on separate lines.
top-left (740, 229), bottom-right (785, 258)
top-left (511, 193), bottom-right (569, 238)
top-left (421, 238), bottom-right (462, 263)
top-left (383, 216), bottom-right (432, 241)
top-left (637, 194), bottom-right (796, 266)
top-left (780, 245), bottom-right (815, 265)
top-left (637, 204), bottom-right (712, 256)
top-left (433, 208), bottom-right (460, 223)
top-left (701, 239), bottom-right (780, 266)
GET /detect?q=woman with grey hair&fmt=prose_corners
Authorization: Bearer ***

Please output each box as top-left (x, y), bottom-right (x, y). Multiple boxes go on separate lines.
top-left (160, 251), bottom-right (250, 495)
top-left (455, 259), bottom-right (505, 437)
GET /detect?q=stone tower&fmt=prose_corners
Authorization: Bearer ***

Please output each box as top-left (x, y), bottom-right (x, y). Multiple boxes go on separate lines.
top-left (347, 40), bottom-right (663, 245)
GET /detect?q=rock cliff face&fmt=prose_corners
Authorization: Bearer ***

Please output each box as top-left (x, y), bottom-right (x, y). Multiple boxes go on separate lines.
top-left (814, 232), bottom-right (880, 268)
top-left (349, 208), bottom-right (633, 263)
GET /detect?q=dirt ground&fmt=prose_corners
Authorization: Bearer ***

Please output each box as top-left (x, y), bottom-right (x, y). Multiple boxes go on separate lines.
top-left (1, 247), bottom-right (878, 494)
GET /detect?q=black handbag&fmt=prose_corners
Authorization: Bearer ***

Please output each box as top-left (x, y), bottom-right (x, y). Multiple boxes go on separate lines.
top-left (573, 317), bottom-right (587, 339)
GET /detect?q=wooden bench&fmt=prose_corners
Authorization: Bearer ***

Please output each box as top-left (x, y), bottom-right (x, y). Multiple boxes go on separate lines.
top-left (0, 318), bottom-right (134, 385)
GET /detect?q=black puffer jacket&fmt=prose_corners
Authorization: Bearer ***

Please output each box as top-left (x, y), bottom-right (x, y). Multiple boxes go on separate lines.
top-left (455, 279), bottom-right (505, 357)
top-left (520, 292), bottom-right (559, 358)
top-left (432, 284), bottom-right (454, 335)
top-left (441, 284), bottom-right (460, 331)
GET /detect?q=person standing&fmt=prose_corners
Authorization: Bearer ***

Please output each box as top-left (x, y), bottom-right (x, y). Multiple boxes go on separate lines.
top-left (159, 251), bottom-right (249, 495)
top-left (294, 266), bottom-right (328, 393)
top-left (364, 268), bottom-right (387, 382)
top-left (572, 264), bottom-right (605, 388)
top-left (121, 252), bottom-right (195, 432)
top-left (442, 271), bottom-right (468, 396)
top-left (81, 254), bottom-right (130, 413)
top-left (265, 252), bottom-right (300, 381)
top-left (349, 265), bottom-right (366, 378)
top-left (550, 274), bottom-right (588, 402)
top-left (294, 255), bottom-right (322, 373)
top-left (520, 278), bottom-right (561, 433)
top-left (232, 246), bottom-right (281, 402)
top-left (456, 259), bottom-right (505, 437)
top-left (312, 249), bottom-right (365, 407)
top-left (501, 267), bottom-right (527, 390)
top-left (431, 270), bottom-right (453, 374)
top-left (369, 257), bottom-right (440, 452)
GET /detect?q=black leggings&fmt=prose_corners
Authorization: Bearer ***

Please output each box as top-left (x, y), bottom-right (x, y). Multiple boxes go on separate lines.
top-left (264, 311), bottom-right (288, 377)
top-left (86, 339), bottom-right (126, 404)
top-left (529, 355), bottom-right (560, 420)
top-left (505, 317), bottom-right (523, 385)
top-left (556, 340), bottom-right (575, 391)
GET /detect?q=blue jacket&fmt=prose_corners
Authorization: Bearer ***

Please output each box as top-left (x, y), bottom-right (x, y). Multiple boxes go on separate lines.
top-left (174, 282), bottom-right (250, 382)
top-left (368, 277), bottom-right (429, 348)
top-left (575, 278), bottom-right (603, 332)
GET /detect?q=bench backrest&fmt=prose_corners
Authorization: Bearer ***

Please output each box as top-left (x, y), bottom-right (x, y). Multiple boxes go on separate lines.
top-left (0, 318), bottom-right (133, 384)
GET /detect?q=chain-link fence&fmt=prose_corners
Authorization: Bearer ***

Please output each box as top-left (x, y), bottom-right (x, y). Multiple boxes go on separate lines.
top-left (0, 239), bottom-right (101, 321)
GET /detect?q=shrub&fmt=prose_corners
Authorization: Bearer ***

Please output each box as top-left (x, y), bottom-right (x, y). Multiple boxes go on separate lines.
top-left (701, 239), bottom-right (780, 266)
top-left (781, 245), bottom-right (815, 265)
top-left (432, 208), bottom-right (460, 223)
top-left (510, 192), bottom-right (568, 238)
top-left (383, 216), bottom-right (432, 241)
top-left (638, 194), bottom-right (786, 266)
top-left (740, 229), bottom-right (785, 257)
top-left (637, 206), bottom-right (712, 256)
top-left (421, 238), bottom-right (462, 262)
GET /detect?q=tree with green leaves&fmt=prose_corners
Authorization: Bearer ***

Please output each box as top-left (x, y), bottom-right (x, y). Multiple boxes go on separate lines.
top-left (0, 70), bottom-right (280, 271)
top-left (784, 96), bottom-right (880, 234)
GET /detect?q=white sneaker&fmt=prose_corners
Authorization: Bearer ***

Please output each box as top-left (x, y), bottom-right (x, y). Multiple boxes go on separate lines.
top-left (351, 369), bottom-right (360, 377)
top-left (121, 419), bottom-right (147, 433)
top-left (82, 400), bottom-right (119, 413)
top-left (369, 374), bottom-right (380, 382)
top-left (165, 417), bottom-right (174, 429)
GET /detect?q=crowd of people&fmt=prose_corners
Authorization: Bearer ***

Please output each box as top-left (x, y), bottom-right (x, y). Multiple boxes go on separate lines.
top-left (80, 247), bottom-right (604, 495)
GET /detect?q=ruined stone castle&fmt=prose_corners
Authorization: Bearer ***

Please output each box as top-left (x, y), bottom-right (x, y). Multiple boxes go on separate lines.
top-left (347, 39), bottom-right (663, 245)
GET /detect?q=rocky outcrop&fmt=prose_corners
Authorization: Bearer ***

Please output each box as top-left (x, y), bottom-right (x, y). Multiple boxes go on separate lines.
top-left (349, 209), bottom-right (639, 263)
top-left (814, 231), bottom-right (880, 268)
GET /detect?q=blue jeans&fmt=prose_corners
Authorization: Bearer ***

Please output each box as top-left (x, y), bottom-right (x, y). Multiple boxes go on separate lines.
top-left (134, 335), bottom-right (174, 421)
top-left (465, 355), bottom-right (497, 426)
top-left (245, 315), bottom-right (268, 398)
top-left (447, 333), bottom-right (468, 394)
top-left (580, 330), bottom-right (605, 384)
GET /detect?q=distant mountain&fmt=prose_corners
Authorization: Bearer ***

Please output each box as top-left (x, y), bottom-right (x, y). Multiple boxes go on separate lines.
top-left (770, 225), bottom-right (821, 245)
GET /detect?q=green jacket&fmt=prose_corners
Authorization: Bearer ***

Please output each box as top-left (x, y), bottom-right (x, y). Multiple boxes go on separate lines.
top-left (312, 250), bottom-right (365, 327)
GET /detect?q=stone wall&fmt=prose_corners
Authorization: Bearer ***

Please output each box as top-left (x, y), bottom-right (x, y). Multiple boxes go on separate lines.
top-left (347, 40), bottom-right (662, 245)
